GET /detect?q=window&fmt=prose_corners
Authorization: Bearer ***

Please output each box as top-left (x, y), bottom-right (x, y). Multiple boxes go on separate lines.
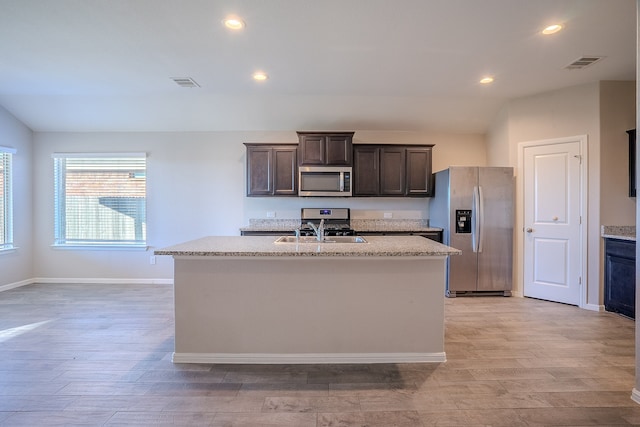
top-left (53, 153), bottom-right (147, 248)
top-left (0, 146), bottom-right (14, 251)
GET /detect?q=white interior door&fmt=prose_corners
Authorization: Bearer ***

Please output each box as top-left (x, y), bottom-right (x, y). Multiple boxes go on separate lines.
top-left (522, 137), bottom-right (584, 305)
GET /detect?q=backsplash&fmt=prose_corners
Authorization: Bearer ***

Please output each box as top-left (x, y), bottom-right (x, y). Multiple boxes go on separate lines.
top-left (241, 218), bottom-right (434, 232)
top-left (350, 219), bottom-right (430, 231)
top-left (242, 219), bottom-right (301, 231)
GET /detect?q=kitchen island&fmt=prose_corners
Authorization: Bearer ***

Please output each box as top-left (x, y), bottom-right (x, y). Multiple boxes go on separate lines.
top-left (155, 235), bottom-right (460, 364)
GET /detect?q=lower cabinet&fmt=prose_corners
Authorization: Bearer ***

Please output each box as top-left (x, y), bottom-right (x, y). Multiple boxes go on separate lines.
top-left (604, 238), bottom-right (636, 319)
top-left (240, 230), bottom-right (295, 236)
top-left (358, 231), bottom-right (443, 243)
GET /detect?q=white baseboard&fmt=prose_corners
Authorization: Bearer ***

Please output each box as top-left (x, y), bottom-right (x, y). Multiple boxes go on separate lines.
top-left (0, 278), bottom-right (35, 292)
top-left (32, 277), bottom-right (173, 285)
top-left (632, 388), bottom-right (640, 405)
top-left (172, 352), bottom-right (447, 364)
top-left (0, 277), bottom-right (173, 291)
top-left (582, 303), bottom-right (604, 312)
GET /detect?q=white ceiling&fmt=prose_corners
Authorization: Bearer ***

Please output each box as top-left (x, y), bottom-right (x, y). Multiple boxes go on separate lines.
top-left (0, 0), bottom-right (636, 133)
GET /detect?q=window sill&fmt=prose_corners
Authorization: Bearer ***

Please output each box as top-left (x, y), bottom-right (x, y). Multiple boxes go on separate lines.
top-left (0, 246), bottom-right (17, 255)
top-left (51, 244), bottom-right (148, 251)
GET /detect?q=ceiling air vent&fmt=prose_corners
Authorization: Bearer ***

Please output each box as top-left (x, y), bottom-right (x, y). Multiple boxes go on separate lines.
top-left (564, 56), bottom-right (604, 70)
top-left (171, 77), bottom-right (200, 88)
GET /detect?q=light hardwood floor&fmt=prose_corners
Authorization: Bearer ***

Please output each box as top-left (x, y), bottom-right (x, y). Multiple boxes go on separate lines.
top-left (0, 282), bottom-right (638, 426)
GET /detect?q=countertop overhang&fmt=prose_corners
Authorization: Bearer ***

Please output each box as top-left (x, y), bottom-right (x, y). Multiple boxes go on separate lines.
top-left (155, 235), bottom-right (461, 257)
top-left (601, 225), bottom-right (636, 241)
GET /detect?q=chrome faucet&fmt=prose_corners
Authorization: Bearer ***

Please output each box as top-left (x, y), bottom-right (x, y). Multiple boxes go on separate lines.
top-left (307, 219), bottom-right (325, 242)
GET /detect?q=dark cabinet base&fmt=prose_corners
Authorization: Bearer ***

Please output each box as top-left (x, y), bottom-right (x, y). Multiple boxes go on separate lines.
top-left (358, 231), bottom-right (442, 243)
top-left (604, 238), bottom-right (636, 319)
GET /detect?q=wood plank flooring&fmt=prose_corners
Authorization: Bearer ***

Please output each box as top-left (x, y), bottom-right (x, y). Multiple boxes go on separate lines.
top-left (0, 282), bottom-right (638, 426)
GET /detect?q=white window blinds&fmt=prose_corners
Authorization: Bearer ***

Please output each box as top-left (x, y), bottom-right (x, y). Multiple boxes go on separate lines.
top-left (53, 153), bottom-right (147, 247)
top-left (0, 146), bottom-right (14, 250)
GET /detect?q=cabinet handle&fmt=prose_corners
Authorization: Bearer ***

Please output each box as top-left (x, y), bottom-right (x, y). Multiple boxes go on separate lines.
top-left (526, 228), bottom-right (533, 233)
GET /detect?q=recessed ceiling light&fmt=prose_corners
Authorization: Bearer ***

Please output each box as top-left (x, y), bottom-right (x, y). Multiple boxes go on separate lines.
top-left (542, 24), bottom-right (563, 35)
top-left (223, 16), bottom-right (245, 30)
top-left (479, 76), bottom-right (494, 84)
top-left (252, 71), bottom-right (268, 81)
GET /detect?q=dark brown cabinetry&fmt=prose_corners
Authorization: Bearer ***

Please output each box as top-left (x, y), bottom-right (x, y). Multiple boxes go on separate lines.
top-left (245, 144), bottom-right (297, 196)
top-left (406, 147), bottom-right (433, 195)
top-left (358, 230), bottom-right (443, 243)
top-left (240, 230), bottom-right (296, 236)
top-left (380, 147), bottom-right (406, 195)
top-left (353, 145), bottom-right (433, 197)
top-left (628, 129), bottom-right (636, 197)
top-left (353, 146), bottom-right (379, 195)
top-left (604, 238), bottom-right (636, 319)
top-left (297, 132), bottom-right (354, 166)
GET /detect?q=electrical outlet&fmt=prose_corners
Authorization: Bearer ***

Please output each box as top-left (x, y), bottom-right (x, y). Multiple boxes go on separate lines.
top-left (149, 255), bottom-right (156, 265)
top-left (384, 212), bottom-right (393, 219)
top-left (266, 211), bottom-right (276, 218)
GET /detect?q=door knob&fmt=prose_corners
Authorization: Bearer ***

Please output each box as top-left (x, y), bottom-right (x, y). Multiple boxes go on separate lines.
top-left (526, 228), bottom-right (533, 233)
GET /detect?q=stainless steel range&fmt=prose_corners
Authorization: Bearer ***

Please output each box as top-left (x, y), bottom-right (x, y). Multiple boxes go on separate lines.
top-left (299, 208), bottom-right (356, 237)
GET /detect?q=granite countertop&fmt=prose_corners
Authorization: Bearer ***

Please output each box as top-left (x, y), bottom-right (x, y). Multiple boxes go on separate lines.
top-left (239, 219), bottom-right (442, 233)
top-left (601, 225), bottom-right (636, 241)
top-left (155, 235), bottom-right (461, 257)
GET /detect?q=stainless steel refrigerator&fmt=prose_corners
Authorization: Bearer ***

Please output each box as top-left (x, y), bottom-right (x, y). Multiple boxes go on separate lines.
top-left (430, 167), bottom-right (514, 297)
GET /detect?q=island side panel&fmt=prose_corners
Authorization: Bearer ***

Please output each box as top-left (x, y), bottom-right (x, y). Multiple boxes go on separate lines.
top-left (172, 256), bottom-right (445, 363)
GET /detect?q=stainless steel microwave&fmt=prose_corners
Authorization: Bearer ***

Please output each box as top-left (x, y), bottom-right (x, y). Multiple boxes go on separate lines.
top-left (298, 166), bottom-right (352, 197)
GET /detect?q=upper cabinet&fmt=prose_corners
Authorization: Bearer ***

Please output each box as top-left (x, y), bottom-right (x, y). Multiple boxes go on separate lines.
top-left (405, 147), bottom-right (433, 195)
top-left (353, 146), bottom-right (379, 195)
top-left (245, 144), bottom-right (298, 196)
top-left (244, 136), bottom-right (434, 198)
top-left (354, 145), bottom-right (434, 197)
top-left (628, 129), bottom-right (636, 197)
top-left (297, 132), bottom-right (354, 166)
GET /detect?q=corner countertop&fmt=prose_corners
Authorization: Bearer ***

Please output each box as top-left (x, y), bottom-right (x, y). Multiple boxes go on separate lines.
top-left (155, 235), bottom-right (460, 257)
top-left (601, 225), bottom-right (636, 242)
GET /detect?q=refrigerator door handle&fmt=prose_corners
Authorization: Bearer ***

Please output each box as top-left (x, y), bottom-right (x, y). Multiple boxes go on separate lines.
top-left (472, 186), bottom-right (480, 252)
top-left (477, 185), bottom-right (484, 253)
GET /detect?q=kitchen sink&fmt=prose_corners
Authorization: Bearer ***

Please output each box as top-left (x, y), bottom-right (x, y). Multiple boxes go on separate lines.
top-left (274, 236), bottom-right (368, 244)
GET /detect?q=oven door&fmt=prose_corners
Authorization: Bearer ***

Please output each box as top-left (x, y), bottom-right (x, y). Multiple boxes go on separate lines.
top-left (298, 167), bottom-right (352, 197)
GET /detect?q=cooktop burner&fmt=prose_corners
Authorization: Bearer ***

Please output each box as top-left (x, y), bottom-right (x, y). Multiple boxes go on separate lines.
top-left (299, 208), bottom-right (355, 236)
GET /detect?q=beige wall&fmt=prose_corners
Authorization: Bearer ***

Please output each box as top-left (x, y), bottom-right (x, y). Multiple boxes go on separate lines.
top-left (600, 80), bottom-right (636, 226)
top-left (0, 105), bottom-right (33, 288)
top-left (488, 81), bottom-right (636, 308)
top-left (634, 0), bottom-right (640, 403)
top-left (486, 105), bottom-right (511, 167)
top-left (27, 129), bottom-right (485, 283)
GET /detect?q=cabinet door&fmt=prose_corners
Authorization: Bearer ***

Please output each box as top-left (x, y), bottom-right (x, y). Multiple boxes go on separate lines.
top-left (273, 147), bottom-right (297, 195)
top-left (380, 147), bottom-right (405, 195)
top-left (406, 147), bottom-right (433, 196)
top-left (246, 146), bottom-right (273, 196)
top-left (353, 146), bottom-right (380, 195)
top-left (298, 135), bottom-right (325, 165)
top-left (628, 129), bottom-right (636, 197)
top-left (604, 239), bottom-right (636, 319)
top-left (325, 134), bottom-right (353, 165)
